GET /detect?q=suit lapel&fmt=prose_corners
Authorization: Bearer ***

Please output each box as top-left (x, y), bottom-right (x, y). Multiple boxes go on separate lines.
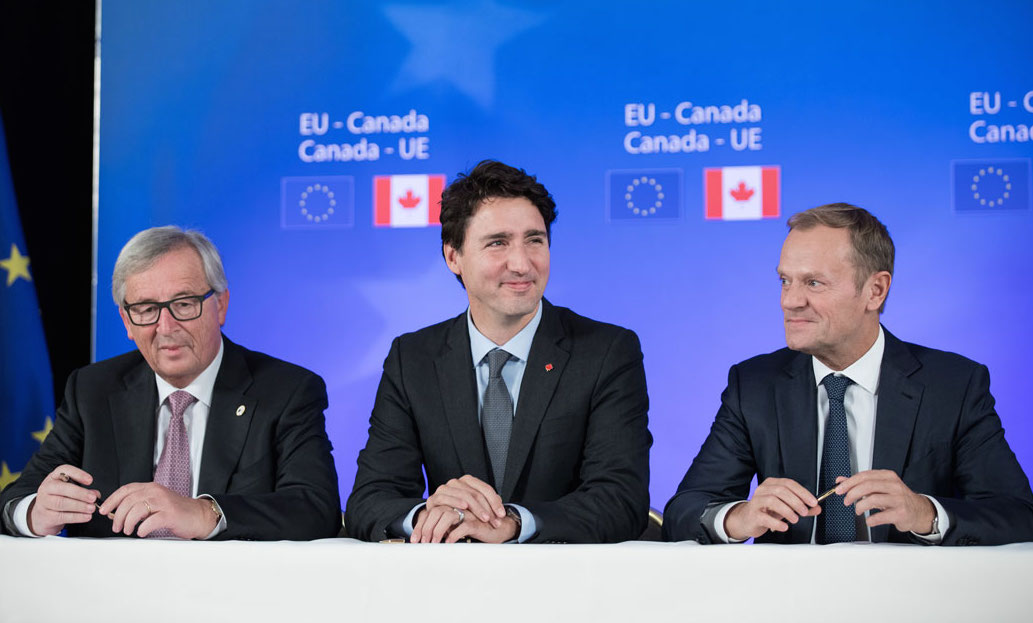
top-left (502, 301), bottom-right (568, 501)
top-left (870, 329), bottom-right (923, 542)
top-left (109, 359), bottom-right (159, 487)
top-left (198, 338), bottom-right (256, 494)
top-left (775, 352), bottom-right (819, 541)
top-left (434, 313), bottom-right (491, 482)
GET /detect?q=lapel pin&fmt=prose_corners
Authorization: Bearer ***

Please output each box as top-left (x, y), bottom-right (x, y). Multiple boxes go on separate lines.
top-left (545, 364), bottom-right (553, 372)
top-left (235, 405), bottom-right (246, 416)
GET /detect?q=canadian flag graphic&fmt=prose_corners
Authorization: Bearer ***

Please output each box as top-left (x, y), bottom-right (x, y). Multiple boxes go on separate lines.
top-left (373, 174), bottom-right (446, 227)
top-left (704, 165), bottom-right (780, 220)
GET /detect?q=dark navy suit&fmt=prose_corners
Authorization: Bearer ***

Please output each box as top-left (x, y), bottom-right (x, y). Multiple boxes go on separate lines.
top-left (663, 329), bottom-right (1033, 545)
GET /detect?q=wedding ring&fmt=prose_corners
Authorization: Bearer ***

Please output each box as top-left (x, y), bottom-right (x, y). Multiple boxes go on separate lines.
top-left (452, 508), bottom-right (465, 524)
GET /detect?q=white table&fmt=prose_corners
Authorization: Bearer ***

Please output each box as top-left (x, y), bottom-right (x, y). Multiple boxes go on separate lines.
top-left (1, 536), bottom-right (1030, 622)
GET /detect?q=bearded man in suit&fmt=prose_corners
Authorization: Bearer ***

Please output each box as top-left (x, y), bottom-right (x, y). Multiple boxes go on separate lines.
top-left (1, 226), bottom-right (340, 540)
top-left (346, 160), bottom-right (652, 543)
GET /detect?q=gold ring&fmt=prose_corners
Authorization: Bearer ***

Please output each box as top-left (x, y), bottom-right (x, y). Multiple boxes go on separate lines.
top-left (144, 501), bottom-right (153, 514)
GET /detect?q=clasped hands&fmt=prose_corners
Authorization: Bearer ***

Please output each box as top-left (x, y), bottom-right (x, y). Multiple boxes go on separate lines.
top-left (27, 464), bottom-right (219, 539)
top-left (724, 470), bottom-right (936, 541)
top-left (410, 475), bottom-right (518, 543)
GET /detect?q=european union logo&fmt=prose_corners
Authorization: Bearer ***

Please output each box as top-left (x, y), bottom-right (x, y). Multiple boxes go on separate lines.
top-left (606, 169), bottom-right (682, 222)
top-left (952, 159), bottom-right (1031, 212)
top-left (281, 176), bottom-right (355, 229)
top-left (1, 115), bottom-right (55, 492)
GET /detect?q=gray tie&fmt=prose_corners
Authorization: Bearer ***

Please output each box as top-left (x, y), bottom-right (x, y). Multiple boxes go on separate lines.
top-left (482, 348), bottom-right (514, 491)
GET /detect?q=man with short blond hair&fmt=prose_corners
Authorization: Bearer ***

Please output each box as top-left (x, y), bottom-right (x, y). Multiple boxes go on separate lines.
top-left (664, 203), bottom-right (1033, 546)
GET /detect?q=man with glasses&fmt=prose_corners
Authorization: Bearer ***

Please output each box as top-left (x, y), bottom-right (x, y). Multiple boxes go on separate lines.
top-left (0, 226), bottom-right (340, 540)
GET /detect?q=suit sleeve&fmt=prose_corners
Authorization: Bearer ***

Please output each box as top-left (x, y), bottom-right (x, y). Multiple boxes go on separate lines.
top-left (344, 337), bottom-right (429, 541)
top-left (933, 364), bottom-right (1033, 546)
top-left (1, 369), bottom-right (87, 535)
top-left (663, 364), bottom-right (759, 543)
top-left (210, 372), bottom-right (341, 541)
top-left (521, 329), bottom-right (652, 543)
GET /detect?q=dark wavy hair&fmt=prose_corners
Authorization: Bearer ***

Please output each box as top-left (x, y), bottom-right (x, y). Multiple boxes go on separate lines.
top-left (440, 160), bottom-right (557, 284)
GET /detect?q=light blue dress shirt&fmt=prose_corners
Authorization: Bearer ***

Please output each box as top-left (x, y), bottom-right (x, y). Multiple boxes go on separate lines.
top-left (403, 304), bottom-right (542, 542)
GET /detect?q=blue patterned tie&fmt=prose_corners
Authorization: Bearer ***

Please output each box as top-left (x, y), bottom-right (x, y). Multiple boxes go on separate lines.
top-left (482, 348), bottom-right (514, 491)
top-left (818, 373), bottom-right (855, 544)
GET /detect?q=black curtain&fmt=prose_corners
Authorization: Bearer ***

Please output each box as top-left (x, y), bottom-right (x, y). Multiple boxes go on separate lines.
top-left (0, 1), bottom-right (96, 400)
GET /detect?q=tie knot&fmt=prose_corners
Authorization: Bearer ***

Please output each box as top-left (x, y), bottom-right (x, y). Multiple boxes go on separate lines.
top-left (167, 390), bottom-right (197, 419)
top-left (821, 373), bottom-right (852, 402)
top-left (486, 348), bottom-right (512, 379)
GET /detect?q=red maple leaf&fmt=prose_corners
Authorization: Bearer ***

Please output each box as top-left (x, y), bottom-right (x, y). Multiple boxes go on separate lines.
top-left (398, 189), bottom-right (422, 208)
top-left (730, 181), bottom-right (754, 202)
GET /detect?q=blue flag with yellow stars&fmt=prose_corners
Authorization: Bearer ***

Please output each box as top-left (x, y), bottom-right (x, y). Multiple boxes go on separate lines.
top-left (0, 115), bottom-right (55, 493)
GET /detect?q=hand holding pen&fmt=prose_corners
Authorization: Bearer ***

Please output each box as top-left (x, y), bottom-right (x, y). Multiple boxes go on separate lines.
top-left (26, 465), bottom-right (102, 537)
top-left (724, 477), bottom-right (822, 541)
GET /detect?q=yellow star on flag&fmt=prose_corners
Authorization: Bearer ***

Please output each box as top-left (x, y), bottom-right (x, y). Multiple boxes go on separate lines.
top-left (0, 461), bottom-right (20, 491)
top-left (1, 243), bottom-right (32, 286)
top-left (32, 416), bottom-right (54, 444)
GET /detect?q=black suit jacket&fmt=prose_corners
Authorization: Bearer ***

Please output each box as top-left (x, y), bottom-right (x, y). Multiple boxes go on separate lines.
top-left (663, 328), bottom-right (1033, 545)
top-left (1, 337), bottom-right (341, 540)
top-left (345, 300), bottom-right (652, 543)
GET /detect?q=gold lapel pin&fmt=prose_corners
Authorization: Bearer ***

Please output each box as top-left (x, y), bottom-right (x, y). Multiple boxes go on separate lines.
top-left (235, 405), bottom-right (246, 416)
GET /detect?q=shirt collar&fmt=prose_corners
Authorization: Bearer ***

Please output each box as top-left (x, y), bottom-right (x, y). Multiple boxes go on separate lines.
top-left (811, 325), bottom-right (884, 395)
top-left (155, 338), bottom-right (225, 408)
top-left (467, 303), bottom-right (543, 366)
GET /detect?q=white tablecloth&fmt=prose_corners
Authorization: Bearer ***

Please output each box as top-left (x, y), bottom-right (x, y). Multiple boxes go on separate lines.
top-left (1, 536), bottom-right (1030, 622)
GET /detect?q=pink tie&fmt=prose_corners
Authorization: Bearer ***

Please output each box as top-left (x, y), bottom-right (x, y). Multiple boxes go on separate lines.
top-left (149, 390), bottom-right (195, 538)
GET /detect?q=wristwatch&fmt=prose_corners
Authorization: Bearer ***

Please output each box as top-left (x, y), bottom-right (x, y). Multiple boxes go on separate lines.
top-left (206, 497), bottom-right (223, 523)
top-left (505, 506), bottom-right (522, 535)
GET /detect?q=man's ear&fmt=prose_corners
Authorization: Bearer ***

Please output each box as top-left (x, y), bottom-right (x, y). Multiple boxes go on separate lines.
top-left (865, 271), bottom-right (892, 312)
top-left (118, 306), bottom-right (135, 341)
top-left (443, 243), bottom-right (462, 278)
top-left (215, 289), bottom-right (229, 326)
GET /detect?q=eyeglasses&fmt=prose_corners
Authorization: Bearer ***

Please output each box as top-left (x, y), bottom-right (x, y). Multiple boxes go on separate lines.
top-left (123, 290), bottom-right (215, 326)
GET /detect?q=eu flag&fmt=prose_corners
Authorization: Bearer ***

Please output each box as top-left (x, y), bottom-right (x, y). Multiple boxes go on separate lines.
top-left (606, 169), bottom-right (682, 221)
top-left (0, 115), bottom-right (55, 493)
top-left (952, 159), bottom-right (1031, 212)
top-left (281, 175), bottom-right (355, 229)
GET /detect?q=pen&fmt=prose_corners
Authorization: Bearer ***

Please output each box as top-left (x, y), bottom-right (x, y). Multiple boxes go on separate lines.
top-left (816, 486), bottom-right (838, 503)
top-left (58, 472), bottom-right (109, 516)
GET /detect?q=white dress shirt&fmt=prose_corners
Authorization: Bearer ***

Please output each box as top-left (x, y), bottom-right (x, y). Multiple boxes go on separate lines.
top-left (13, 341), bottom-right (227, 537)
top-left (711, 327), bottom-right (949, 543)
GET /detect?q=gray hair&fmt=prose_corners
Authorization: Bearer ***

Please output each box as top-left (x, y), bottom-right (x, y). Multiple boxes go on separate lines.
top-left (111, 226), bottom-right (228, 305)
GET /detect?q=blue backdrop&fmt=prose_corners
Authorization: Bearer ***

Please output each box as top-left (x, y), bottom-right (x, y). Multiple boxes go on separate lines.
top-left (96, 1), bottom-right (1033, 509)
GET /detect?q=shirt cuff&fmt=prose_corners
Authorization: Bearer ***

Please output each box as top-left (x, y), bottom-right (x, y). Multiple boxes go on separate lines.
top-left (911, 495), bottom-right (949, 544)
top-left (12, 495), bottom-right (42, 537)
top-left (507, 504), bottom-right (537, 543)
top-left (711, 501), bottom-right (748, 544)
top-left (401, 503), bottom-right (424, 537)
top-left (197, 495), bottom-right (227, 539)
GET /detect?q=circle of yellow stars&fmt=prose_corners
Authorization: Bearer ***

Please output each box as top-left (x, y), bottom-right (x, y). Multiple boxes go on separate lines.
top-left (299, 184), bottom-right (337, 223)
top-left (624, 176), bottom-right (665, 217)
top-left (1, 243), bottom-right (32, 286)
top-left (970, 167), bottom-right (1012, 207)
